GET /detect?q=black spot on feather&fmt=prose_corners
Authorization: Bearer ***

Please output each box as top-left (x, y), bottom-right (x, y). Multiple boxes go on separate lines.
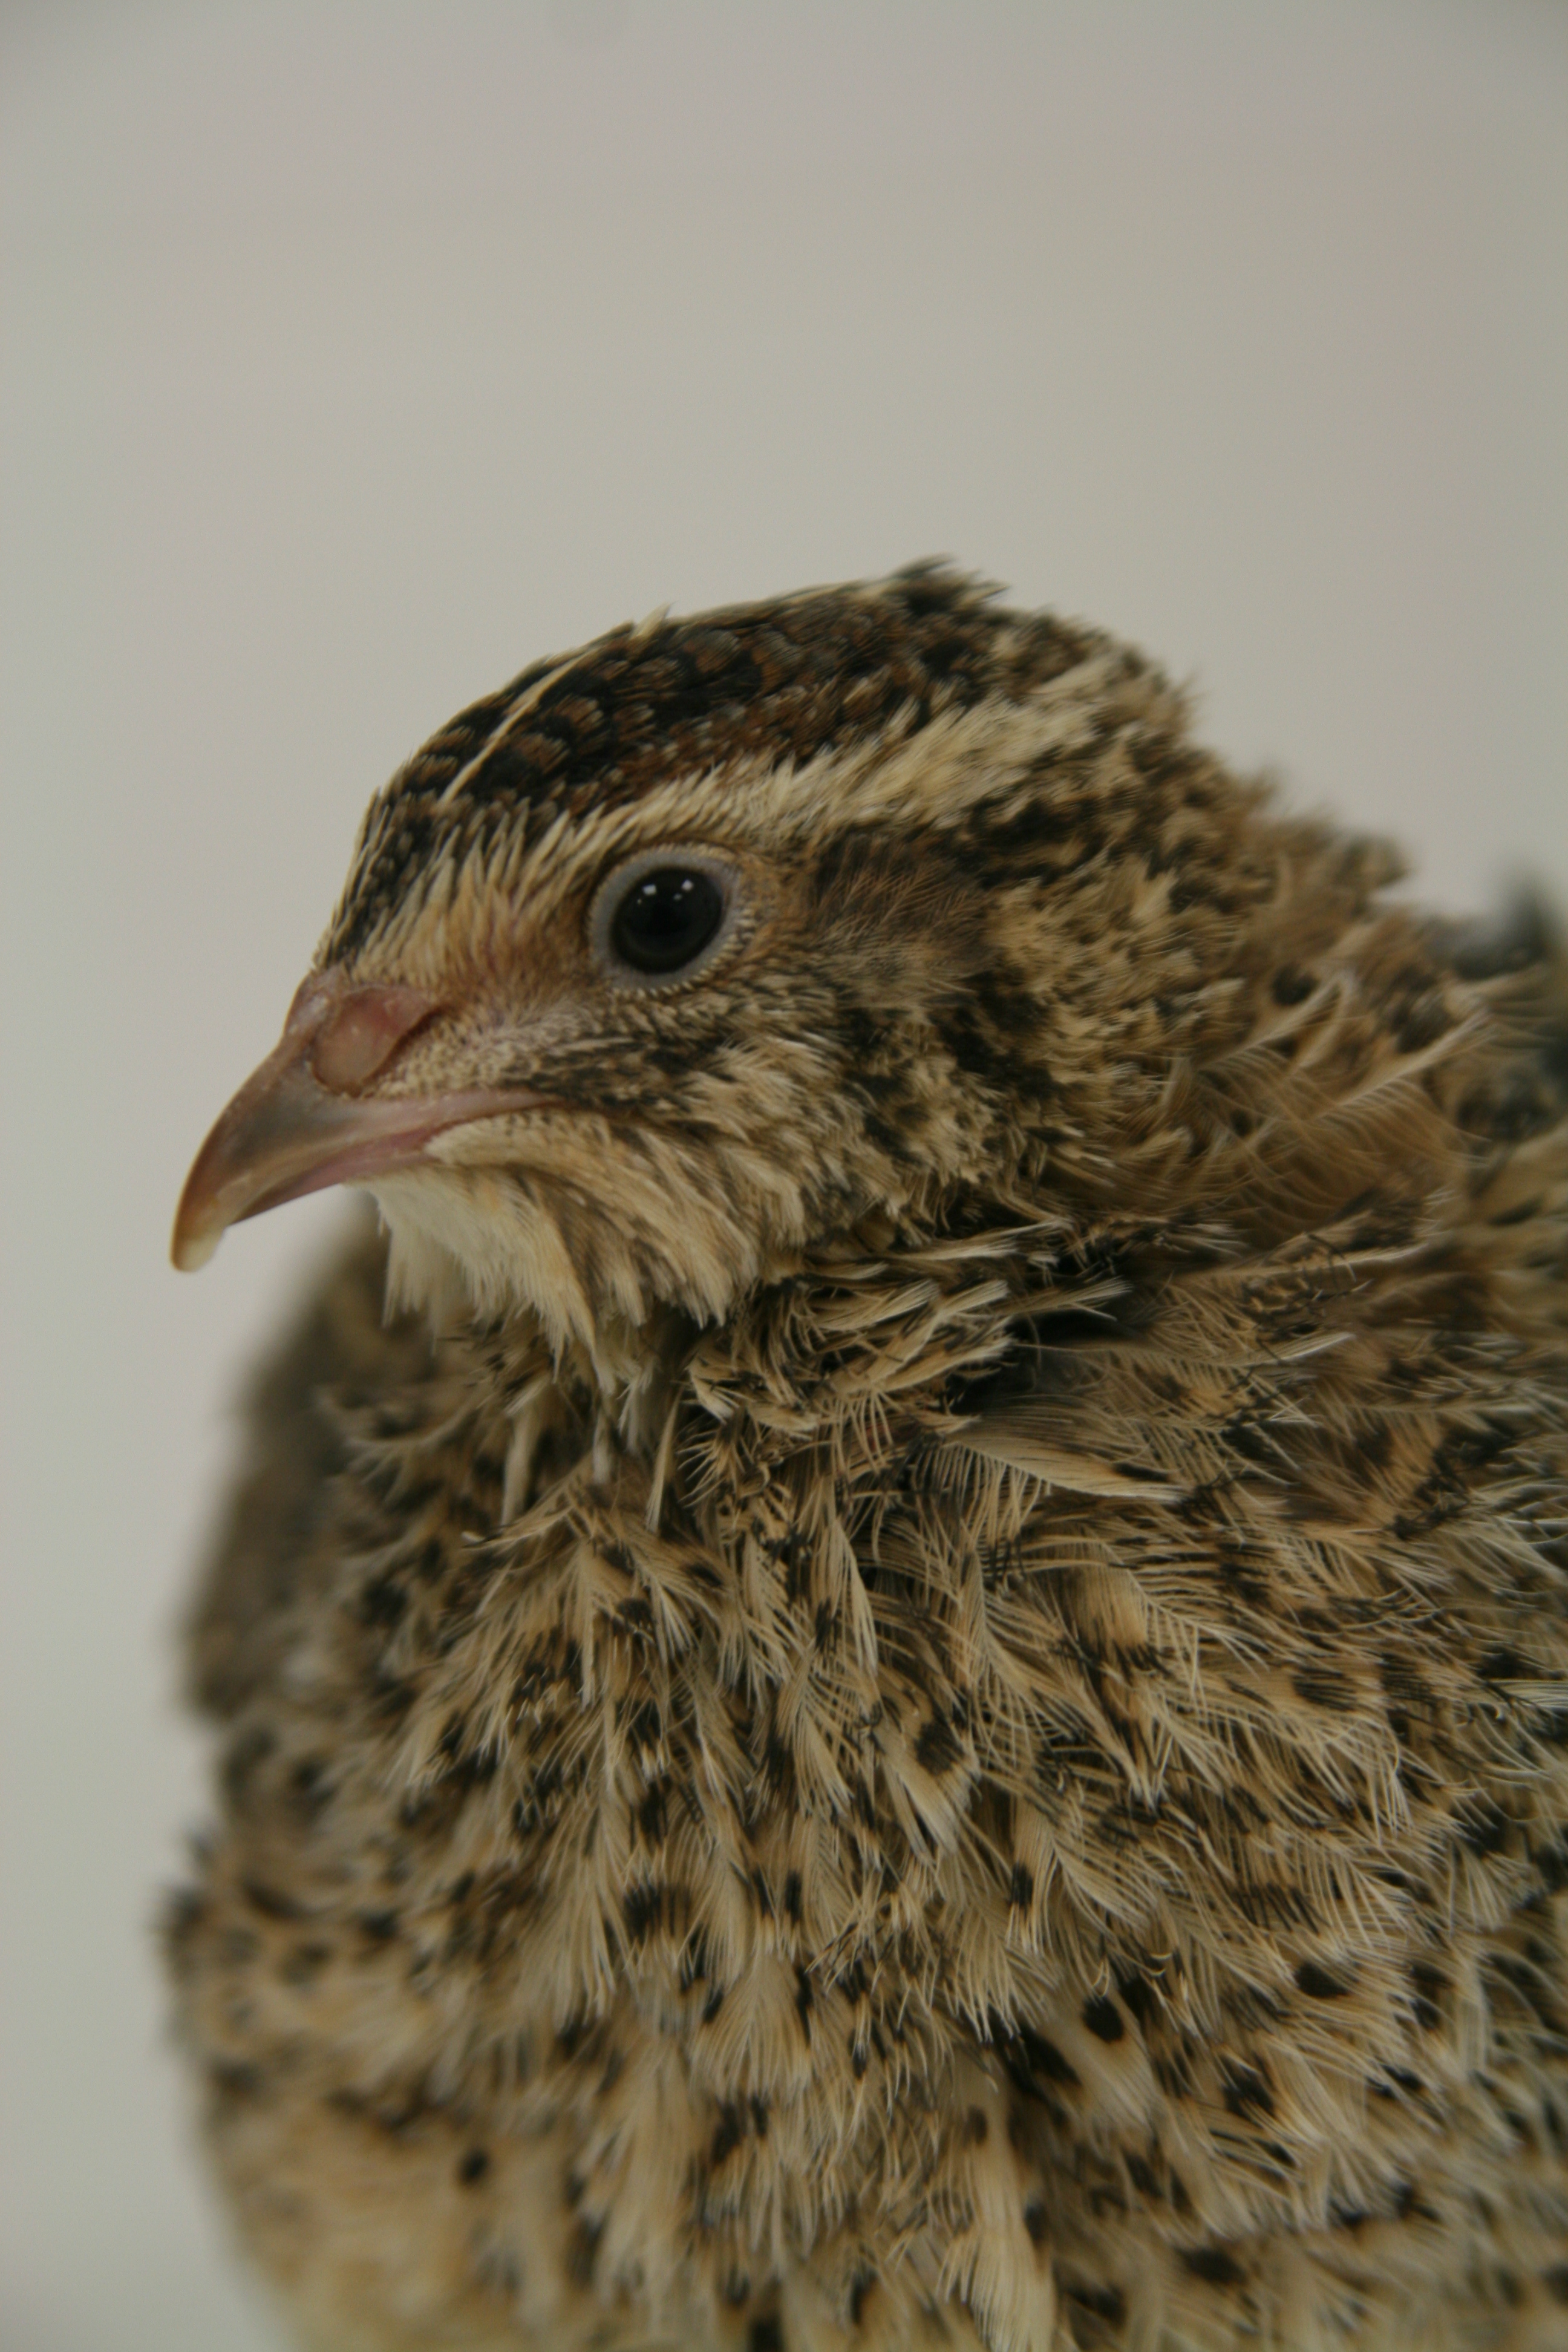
top-left (915, 1711), bottom-right (962, 1774)
top-left (1183, 2245), bottom-right (1244, 2287)
top-left (1295, 1959), bottom-right (1350, 2000)
top-left (1220, 2062), bottom-right (1275, 2120)
top-left (1001, 2020), bottom-right (1081, 2094)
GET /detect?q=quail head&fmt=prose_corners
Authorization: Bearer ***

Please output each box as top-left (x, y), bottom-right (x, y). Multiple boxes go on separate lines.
top-left (168, 569), bottom-right (1568, 2352)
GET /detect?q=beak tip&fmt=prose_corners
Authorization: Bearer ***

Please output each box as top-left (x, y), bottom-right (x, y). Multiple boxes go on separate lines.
top-left (171, 1214), bottom-right (221, 1273)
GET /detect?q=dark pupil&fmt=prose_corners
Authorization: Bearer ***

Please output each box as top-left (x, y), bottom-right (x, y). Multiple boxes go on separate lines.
top-left (610, 867), bottom-right (725, 975)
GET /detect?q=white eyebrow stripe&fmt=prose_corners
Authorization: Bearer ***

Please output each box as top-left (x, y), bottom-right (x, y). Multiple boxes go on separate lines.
top-left (434, 652), bottom-right (590, 809)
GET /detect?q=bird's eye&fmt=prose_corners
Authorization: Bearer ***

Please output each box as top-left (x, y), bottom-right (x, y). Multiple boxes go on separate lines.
top-left (613, 869), bottom-right (724, 972)
top-left (590, 850), bottom-right (740, 987)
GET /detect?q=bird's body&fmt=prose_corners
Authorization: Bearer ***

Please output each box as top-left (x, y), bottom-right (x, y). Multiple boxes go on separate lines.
top-left (168, 572), bottom-right (1568, 2351)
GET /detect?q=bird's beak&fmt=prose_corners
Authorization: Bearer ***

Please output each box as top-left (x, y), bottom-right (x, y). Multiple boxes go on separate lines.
top-left (171, 972), bottom-right (526, 1272)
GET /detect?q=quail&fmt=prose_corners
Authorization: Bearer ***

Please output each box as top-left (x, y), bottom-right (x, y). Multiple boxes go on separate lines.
top-left (168, 568), bottom-right (1568, 2351)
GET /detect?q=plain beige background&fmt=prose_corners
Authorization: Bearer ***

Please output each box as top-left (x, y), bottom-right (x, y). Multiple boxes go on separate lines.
top-left (2, 5), bottom-right (1564, 2348)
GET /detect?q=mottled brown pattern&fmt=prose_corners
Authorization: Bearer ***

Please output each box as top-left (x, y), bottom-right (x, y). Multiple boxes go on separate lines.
top-left (322, 568), bottom-right (1095, 966)
top-left (170, 570), bottom-right (1568, 2350)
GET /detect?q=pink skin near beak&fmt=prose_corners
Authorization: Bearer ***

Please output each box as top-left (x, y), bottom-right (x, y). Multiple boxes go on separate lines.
top-left (171, 972), bottom-right (532, 1272)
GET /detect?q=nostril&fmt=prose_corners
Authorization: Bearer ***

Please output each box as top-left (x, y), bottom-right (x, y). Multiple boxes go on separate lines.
top-left (309, 985), bottom-right (440, 1094)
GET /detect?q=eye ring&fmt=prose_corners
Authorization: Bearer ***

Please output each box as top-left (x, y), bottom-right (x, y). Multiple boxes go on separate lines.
top-left (588, 847), bottom-right (744, 990)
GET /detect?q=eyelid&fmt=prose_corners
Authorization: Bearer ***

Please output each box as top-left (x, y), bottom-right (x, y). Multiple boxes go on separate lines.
top-left (587, 845), bottom-right (746, 991)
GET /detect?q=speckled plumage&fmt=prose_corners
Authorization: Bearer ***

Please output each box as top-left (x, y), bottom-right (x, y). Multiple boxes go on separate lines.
top-left (169, 569), bottom-right (1568, 2351)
